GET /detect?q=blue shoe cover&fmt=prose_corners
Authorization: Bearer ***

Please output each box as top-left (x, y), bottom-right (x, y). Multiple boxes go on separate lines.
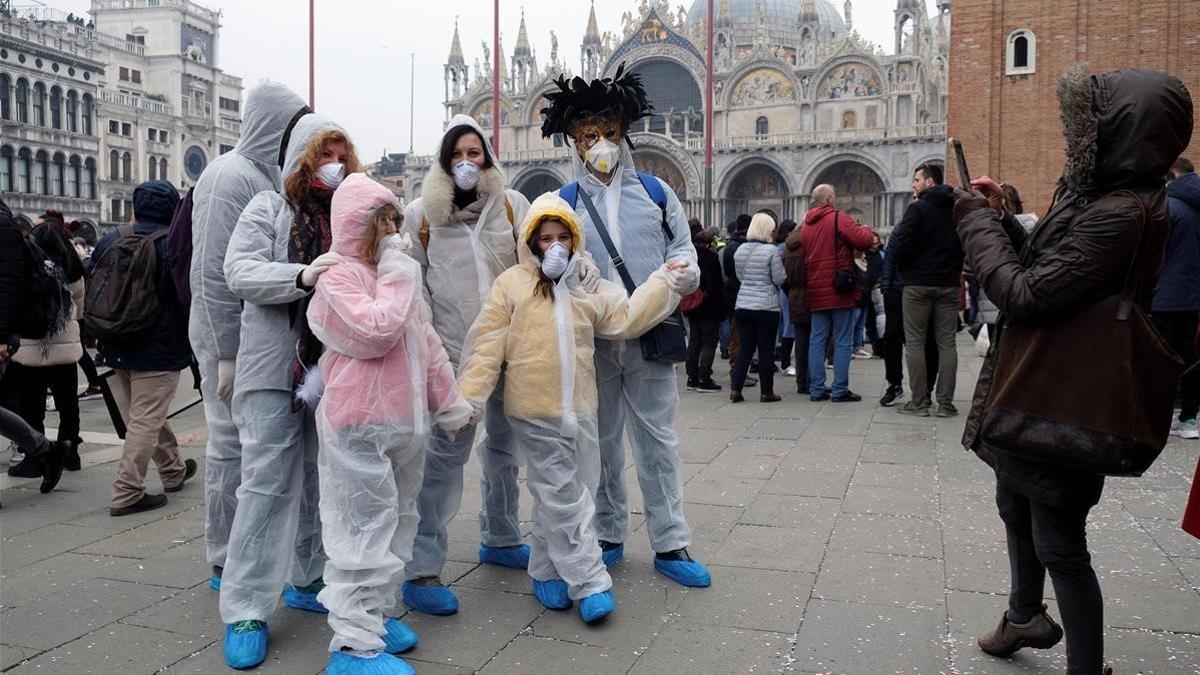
top-left (224, 620), bottom-right (268, 669)
top-left (654, 556), bottom-right (712, 588)
top-left (209, 575), bottom-right (221, 591)
top-left (382, 617), bottom-right (419, 654)
top-left (579, 590), bottom-right (615, 623)
top-left (282, 581), bottom-right (329, 613)
top-left (402, 580), bottom-right (459, 616)
top-left (532, 578), bottom-right (572, 610)
top-left (325, 651), bottom-right (415, 675)
top-left (478, 543), bottom-right (531, 569)
top-left (601, 544), bottom-right (624, 568)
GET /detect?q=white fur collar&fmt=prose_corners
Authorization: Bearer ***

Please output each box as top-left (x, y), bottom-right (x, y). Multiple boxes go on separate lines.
top-left (421, 165), bottom-right (506, 227)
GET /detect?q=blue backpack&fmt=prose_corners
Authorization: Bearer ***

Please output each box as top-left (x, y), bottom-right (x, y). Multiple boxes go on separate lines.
top-left (558, 172), bottom-right (674, 243)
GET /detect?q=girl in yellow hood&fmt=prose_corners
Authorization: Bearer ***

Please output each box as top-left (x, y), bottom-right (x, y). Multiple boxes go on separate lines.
top-left (458, 191), bottom-right (690, 623)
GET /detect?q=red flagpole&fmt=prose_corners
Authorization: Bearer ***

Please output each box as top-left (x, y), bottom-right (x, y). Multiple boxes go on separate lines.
top-left (308, 0), bottom-right (315, 109)
top-left (704, 0), bottom-right (714, 228)
top-left (492, 0), bottom-right (500, 153)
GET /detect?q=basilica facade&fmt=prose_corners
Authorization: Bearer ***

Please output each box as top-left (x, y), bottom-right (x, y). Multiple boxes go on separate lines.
top-left (425, 0), bottom-right (950, 232)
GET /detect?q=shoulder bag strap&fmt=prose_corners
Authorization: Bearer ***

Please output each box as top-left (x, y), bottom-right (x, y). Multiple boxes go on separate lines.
top-left (577, 187), bottom-right (638, 296)
top-left (830, 211), bottom-right (840, 262)
top-left (1113, 190), bottom-right (1149, 321)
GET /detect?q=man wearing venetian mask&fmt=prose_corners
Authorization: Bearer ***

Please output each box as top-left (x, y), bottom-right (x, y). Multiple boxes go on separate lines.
top-left (539, 64), bottom-right (711, 588)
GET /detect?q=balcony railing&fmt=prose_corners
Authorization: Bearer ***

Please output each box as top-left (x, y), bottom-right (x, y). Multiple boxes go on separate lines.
top-left (219, 73), bottom-right (242, 88)
top-left (220, 118), bottom-right (241, 134)
top-left (101, 89), bottom-right (175, 116)
top-left (92, 0), bottom-right (220, 24)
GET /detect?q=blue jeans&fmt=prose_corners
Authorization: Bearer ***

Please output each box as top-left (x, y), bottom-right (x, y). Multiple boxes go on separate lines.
top-left (852, 306), bottom-right (867, 350)
top-left (718, 319), bottom-right (730, 355)
top-left (809, 308), bottom-right (855, 397)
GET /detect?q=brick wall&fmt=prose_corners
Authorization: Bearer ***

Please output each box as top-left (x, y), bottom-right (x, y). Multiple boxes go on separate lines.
top-left (948, 0), bottom-right (1199, 215)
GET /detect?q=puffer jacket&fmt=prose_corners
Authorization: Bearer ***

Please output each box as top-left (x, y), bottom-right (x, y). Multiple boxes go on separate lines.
top-left (799, 205), bottom-right (876, 312)
top-left (307, 174), bottom-right (471, 433)
top-left (957, 66), bottom-right (1193, 507)
top-left (733, 240), bottom-right (786, 311)
top-left (1152, 171), bottom-right (1200, 311)
top-left (781, 228), bottom-right (810, 325)
top-left (14, 279), bottom-right (84, 367)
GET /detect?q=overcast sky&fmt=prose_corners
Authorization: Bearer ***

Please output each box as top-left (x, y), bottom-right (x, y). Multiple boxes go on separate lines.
top-left (48, 0), bottom-right (939, 160)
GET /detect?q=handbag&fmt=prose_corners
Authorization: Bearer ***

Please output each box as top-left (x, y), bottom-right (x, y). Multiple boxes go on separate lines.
top-left (977, 191), bottom-right (1182, 477)
top-left (831, 213), bottom-right (860, 294)
top-left (576, 188), bottom-right (688, 363)
top-left (680, 288), bottom-right (707, 314)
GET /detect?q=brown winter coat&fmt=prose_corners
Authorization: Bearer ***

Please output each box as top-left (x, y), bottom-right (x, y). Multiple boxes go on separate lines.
top-left (781, 229), bottom-right (810, 326)
top-left (957, 66), bottom-right (1193, 507)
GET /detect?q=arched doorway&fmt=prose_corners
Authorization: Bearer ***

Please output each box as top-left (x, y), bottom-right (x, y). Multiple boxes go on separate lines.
top-left (723, 162), bottom-right (789, 225)
top-left (632, 150), bottom-right (687, 200)
top-left (810, 160), bottom-right (885, 227)
top-left (513, 170), bottom-right (563, 203)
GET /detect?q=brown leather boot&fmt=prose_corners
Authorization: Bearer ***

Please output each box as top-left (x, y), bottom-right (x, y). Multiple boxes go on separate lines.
top-left (729, 390), bottom-right (744, 403)
top-left (760, 393), bottom-right (782, 403)
top-left (977, 605), bottom-right (1064, 657)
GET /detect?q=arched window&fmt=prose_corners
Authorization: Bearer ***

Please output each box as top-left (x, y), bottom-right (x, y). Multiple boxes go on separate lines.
top-left (109, 149), bottom-right (120, 180)
top-left (148, 155), bottom-right (157, 180)
top-left (66, 90), bottom-right (79, 133)
top-left (81, 94), bottom-right (94, 135)
top-left (122, 151), bottom-right (132, 182)
top-left (16, 148), bottom-right (32, 192)
top-left (0, 74), bottom-right (10, 120)
top-left (755, 116), bottom-right (769, 137)
top-left (32, 82), bottom-right (46, 125)
top-left (52, 152), bottom-right (65, 196)
top-left (50, 86), bottom-right (63, 129)
top-left (0, 146), bottom-right (12, 191)
top-left (1006, 29), bottom-right (1036, 75)
top-left (84, 158), bottom-right (97, 199)
top-left (159, 157), bottom-right (167, 182)
top-left (34, 150), bottom-right (49, 194)
top-left (15, 78), bottom-right (29, 123)
top-left (68, 155), bottom-right (82, 198)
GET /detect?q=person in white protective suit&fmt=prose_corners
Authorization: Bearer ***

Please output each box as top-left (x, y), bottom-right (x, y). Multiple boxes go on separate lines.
top-left (538, 65), bottom-right (711, 587)
top-left (307, 173), bottom-right (473, 675)
top-left (458, 192), bottom-right (689, 623)
top-left (400, 114), bottom-right (603, 615)
top-left (219, 113), bottom-right (360, 669)
top-left (188, 81), bottom-right (310, 590)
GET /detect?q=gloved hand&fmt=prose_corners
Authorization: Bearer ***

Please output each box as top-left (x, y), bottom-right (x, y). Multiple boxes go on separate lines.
top-left (661, 259), bottom-right (698, 294)
top-left (467, 405), bottom-right (484, 427)
top-left (577, 254), bottom-right (601, 293)
top-left (952, 188), bottom-right (992, 226)
top-left (300, 251), bottom-right (344, 287)
top-left (217, 358), bottom-right (236, 403)
top-left (379, 232), bottom-right (413, 257)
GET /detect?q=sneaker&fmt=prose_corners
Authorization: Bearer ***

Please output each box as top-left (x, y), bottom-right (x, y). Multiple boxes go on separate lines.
top-left (686, 378), bottom-right (699, 391)
top-left (579, 589), bottom-right (615, 623)
top-left (532, 578), bottom-right (572, 610)
top-left (479, 543), bottom-right (531, 569)
top-left (783, 365), bottom-right (797, 376)
top-left (1177, 418), bottom-right (1199, 440)
top-left (695, 379), bottom-right (722, 393)
top-left (8, 442), bottom-right (25, 465)
top-left (78, 385), bottom-right (104, 401)
top-left (831, 391), bottom-right (862, 403)
top-left (897, 401), bottom-right (931, 417)
top-left (63, 440), bottom-right (81, 472)
top-left (745, 375), bottom-right (758, 387)
top-left (851, 348), bottom-right (871, 359)
top-left (7, 454), bottom-right (42, 478)
top-left (282, 579), bottom-right (328, 613)
top-left (880, 385), bottom-right (904, 407)
top-left (600, 541), bottom-right (624, 567)
top-left (402, 577), bottom-right (458, 615)
top-left (936, 402), bottom-right (960, 418)
top-left (109, 493), bottom-right (168, 517)
top-left (224, 620), bottom-right (269, 670)
top-left (809, 390), bottom-right (831, 402)
top-left (382, 617), bottom-right (419, 654)
top-left (653, 548), bottom-right (712, 588)
top-left (326, 651), bottom-right (414, 675)
top-left (977, 605), bottom-right (1064, 657)
top-left (163, 458), bottom-right (198, 493)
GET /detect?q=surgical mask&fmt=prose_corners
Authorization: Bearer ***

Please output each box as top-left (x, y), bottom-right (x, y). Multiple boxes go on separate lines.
top-left (584, 139), bottom-right (620, 174)
top-left (452, 160), bottom-right (480, 190)
top-left (316, 162), bottom-right (345, 189)
top-left (540, 242), bottom-right (570, 280)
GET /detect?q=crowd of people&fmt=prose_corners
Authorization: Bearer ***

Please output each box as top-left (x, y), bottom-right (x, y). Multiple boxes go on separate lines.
top-left (0, 63), bottom-right (1196, 675)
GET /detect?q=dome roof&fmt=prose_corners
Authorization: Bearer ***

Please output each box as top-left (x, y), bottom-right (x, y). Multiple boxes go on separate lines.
top-left (686, 0), bottom-right (846, 42)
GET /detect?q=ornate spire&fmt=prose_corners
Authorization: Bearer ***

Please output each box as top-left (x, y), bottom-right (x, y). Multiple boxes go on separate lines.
top-left (844, 0), bottom-right (853, 30)
top-left (497, 32), bottom-right (508, 82)
top-left (583, 0), bottom-right (601, 44)
top-left (514, 8), bottom-right (531, 57)
top-left (447, 18), bottom-right (464, 66)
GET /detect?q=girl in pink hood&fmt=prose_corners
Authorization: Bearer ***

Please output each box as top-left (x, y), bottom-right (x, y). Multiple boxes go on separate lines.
top-left (306, 174), bottom-right (472, 675)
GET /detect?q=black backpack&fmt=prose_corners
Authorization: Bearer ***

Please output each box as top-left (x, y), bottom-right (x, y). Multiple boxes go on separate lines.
top-left (166, 186), bottom-right (195, 306)
top-left (84, 226), bottom-right (168, 340)
top-left (23, 236), bottom-right (72, 341)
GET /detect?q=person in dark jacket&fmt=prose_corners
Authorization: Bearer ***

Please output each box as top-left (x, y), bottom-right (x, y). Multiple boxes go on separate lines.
top-left (685, 221), bottom-right (725, 392)
top-left (774, 219), bottom-right (798, 374)
top-left (781, 224), bottom-right (811, 392)
top-left (890, 162), bottom-right (963, 417)
top-left (93, 180), bottom-right (198, 516)
top-left (955, 65), bottom-right (1192, 674)
top-left (722, 214), bottom-right (751, 368)
top-left (1153, 157), bottom-right (1200, 440)
top-left (879, 221), bottom-right (941, 407)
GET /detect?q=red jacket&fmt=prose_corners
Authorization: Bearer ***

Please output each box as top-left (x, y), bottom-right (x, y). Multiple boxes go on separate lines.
top-left (800, 204), bottom-right (876, 312)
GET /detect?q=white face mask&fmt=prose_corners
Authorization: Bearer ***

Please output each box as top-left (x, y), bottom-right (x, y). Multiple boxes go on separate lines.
top-left (540, 242), bottom-right (570, 280)
top-left (452, 160), bottom-right (481, 190)
top-left (316, 162), bottom-right (345, 189)
top-left (584, 138), bottom-right (620, 174)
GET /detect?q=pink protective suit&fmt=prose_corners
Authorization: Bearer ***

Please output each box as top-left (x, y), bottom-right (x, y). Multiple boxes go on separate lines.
top-left (306, 173), bottom-right (471, 654)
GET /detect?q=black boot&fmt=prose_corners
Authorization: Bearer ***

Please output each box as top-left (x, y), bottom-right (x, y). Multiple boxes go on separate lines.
top-left (63, 439), bottom-right (81, 472)
top-left (38, 441), bottom-right (68, 493)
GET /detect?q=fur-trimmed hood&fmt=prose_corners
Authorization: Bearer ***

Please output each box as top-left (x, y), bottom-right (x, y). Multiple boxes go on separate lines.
top-left (421, 114), bottom-right (507, 227)
top-left (1058, 64), bottom-right (1193, 194)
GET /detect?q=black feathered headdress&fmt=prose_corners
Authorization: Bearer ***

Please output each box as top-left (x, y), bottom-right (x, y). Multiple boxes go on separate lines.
top-left (539, 62), bottom-right (653, 142)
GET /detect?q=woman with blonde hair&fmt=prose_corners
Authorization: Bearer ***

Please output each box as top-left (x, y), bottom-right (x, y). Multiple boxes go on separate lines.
top-left (729, 212), bottom-right (787, 403)
top-left (218, 114), bottom-right (359, 669)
